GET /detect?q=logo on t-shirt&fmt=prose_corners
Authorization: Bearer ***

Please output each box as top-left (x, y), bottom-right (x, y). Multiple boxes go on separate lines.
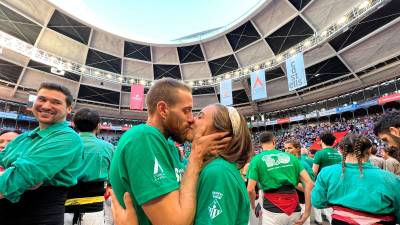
top-left (262, 153), bottom-right (291, 168)
top-left (175, 168), bottom-right (184, 182)
top-left (153, 157), bottom-right (165, 181)
top-left (209, 199), bottom-right (222, 219)
top-left (208, 191), bottom-right (223, 219)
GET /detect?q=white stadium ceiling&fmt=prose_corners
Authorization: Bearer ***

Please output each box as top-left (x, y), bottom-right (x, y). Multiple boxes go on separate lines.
top-left (0, 0), bottom-right (399, 119)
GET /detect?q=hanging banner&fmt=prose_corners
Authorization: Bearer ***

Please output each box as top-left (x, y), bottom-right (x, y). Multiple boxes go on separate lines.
top-left (277, 118), bottom-right (290, 124)
top-left (130, 84), bottom-right (144, 110)
top-left (0, 112), bottom-right (18, 119)
top-left (17, 114), bottom-right (36, 122)
top-left (99, 124), bottom-right (111, 130)
top-left (378, 93), bottom-right (400, 105)
top-left (290, 115), bottom-right (305, 122)
top-left (336, 104), bottom-right (359, 113)
top-left (306, 111), bottom-right (318, 119)
top-left (220, 79), bottom-right (233, 106)
top-left (286, 52), bottom-right (307, 91)
top-left (358, 99), bottom-right (378, 108)
top-left (319, 108), bottom-right (337, 117)
top-left (250, 70), bottom-right (267, 100)
top-left (265, 120), bottom-right (278, 126)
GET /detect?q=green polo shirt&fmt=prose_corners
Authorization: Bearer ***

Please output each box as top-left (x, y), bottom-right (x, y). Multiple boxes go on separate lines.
top-left (0, 121), bottom-right (84, 203)
top-left (247, 149), bottom-right (303, 190)
top-left (77, 132), bottom-right (114, 182)
top-left (195, 158), bottom-right (249, 225)
top-left (110, 124), bottom-right (185, 225)
top-left (312, 162), bottom-right (400, 223)
top-left (300, 157), bottom-right (314, 181)
top-left (301, 154), bottom-right (314, 169)
top-left (313, 147), bottom-right (342, 172)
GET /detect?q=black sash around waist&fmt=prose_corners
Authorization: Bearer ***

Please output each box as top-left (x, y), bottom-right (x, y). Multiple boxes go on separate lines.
top-left (65, 180), bottom-right (105, 213)
top-left (0, 185), bottom-right (68, 225)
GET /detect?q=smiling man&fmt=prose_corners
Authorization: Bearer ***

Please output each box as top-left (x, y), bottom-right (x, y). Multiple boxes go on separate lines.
top-left (0, 82), bottom-right (84, 225)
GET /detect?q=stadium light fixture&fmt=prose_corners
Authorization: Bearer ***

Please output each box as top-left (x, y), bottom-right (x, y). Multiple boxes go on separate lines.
top-left (359, 0), bottom-right (370, 9)
top-left (50, 67), bottom-right (65, 76)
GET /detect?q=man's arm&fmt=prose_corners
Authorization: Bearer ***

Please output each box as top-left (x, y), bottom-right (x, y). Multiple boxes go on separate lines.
top-left (294, 170), bottom-right (314, 225)
top-left (111, 191), bottom-right (138, 225)
top-left (312, 164), bottom-right (320, 177)
top-left (0, 132), bottom-right (83, 203)
top-left (247, 179), bottom-right (257, 210)
top-left (142, 132), bottom-right (231, 225)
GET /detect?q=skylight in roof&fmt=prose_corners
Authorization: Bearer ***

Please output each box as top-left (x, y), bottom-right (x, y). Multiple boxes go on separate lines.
top-left (49, 0), bottom-right (266, 45)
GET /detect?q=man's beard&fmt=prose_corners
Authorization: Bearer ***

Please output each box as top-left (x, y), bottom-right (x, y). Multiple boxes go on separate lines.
top-left (169, 130), bottom-right (185, 144)
top-left (389, 134), bottom-right (400, 161)
top-left (164, 120), bottom-right (186, 144)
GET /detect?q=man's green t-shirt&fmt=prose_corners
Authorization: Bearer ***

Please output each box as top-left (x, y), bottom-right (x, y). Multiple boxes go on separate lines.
top-left (247, 149), bottom-right (303, 190)
top-left (195, 158), bottom-right (249, 225)
top-left (313, 147), bottom-right (342, 172)
top-left (110, 124), bottom-right (185, 225)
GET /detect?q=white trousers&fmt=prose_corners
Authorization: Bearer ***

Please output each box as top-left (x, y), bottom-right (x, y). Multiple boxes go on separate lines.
top-left (104, 198), bottom-right (114, 225)
top-left (248, 208), bottom-right (262, 225)
top-left (300, 204), bottom-right (310, 225)
top-left (64, 210), bottom-right (104, 225)
top-left (261, 208), bottom-right (301, 225)
top-left (314, 207), bottom-right (333, 224)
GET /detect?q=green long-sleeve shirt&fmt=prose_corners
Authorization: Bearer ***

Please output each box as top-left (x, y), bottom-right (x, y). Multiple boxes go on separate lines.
top-left (0, 121), bottom-right (84, 203)
top-left (78, 132), bottom-right (114, 182)
top-left (312, 162), bottom-right (400, 223)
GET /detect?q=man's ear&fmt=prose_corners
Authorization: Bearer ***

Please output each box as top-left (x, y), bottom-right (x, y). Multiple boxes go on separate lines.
top-left (389, 127), bottom-right (400, 137)
top-left (66, 105), bottom-right (72, 114)
top-left (157, 101), bottom-right (168, 120)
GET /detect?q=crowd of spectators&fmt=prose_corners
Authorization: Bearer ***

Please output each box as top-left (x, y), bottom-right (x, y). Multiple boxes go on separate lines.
top-left (251, 113), bottom-right (384, 151)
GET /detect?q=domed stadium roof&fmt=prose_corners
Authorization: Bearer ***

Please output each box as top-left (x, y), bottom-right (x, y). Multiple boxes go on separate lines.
top-left (0, 0), bottom-right (399, 120)
top-left (48, 0), bottom-right (267, 45)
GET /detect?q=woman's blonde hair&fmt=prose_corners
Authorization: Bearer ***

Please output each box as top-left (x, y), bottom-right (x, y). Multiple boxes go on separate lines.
top-left (212, 104), bottom-right (253, 169)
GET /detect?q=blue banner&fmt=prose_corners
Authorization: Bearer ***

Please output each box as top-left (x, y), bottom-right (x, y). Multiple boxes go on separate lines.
top-left (337, 104), bottom-right (359, 113)
top-left (358, 99), bottom-right (378, 108)
top-left (250, 70), bottom-right (267, 100)
top-left (265, 120), bottom-right (278, 126)
top-left (306, 111), bottom-right (318, 119)
top-left (220, 79), bottom-right (233, 106)
top-left (17, 114), bottom-right (36, 121)
top-left (290, 115), bottom-right (305, 122)
top-left (286, 53), bottom-right (307, 91)
top-left (319, 108), bottom-right (337, 117)
top-left (0, 112), bottom-right (18, 119)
